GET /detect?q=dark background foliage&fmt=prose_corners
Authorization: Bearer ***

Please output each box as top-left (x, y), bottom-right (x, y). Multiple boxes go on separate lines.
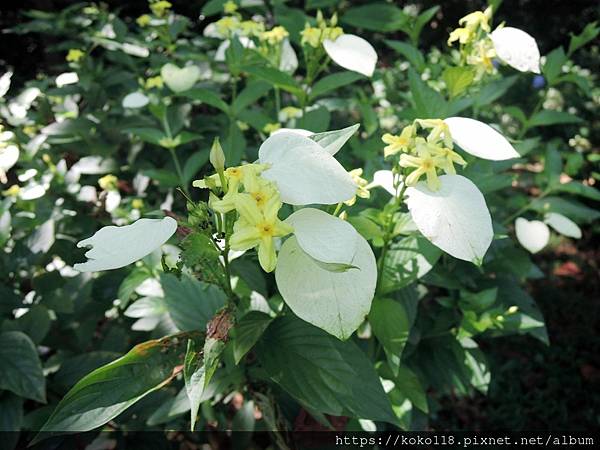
top-left (0, 0), bottom-right (598, 432)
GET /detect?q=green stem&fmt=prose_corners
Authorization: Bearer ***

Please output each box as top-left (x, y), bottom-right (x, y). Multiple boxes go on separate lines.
top-left (376, 178), bottom-right (408, 295)
top-left (502, 187), bottom-right (551, 226)
top-left (169, 148), bottom-right (189, 196)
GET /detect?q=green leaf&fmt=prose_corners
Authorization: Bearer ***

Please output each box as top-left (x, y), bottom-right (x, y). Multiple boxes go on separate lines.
top-left (568, 21), bottom-right (600, 56)
top-left (528, 110), bottom-right (582, 128)
top-left (551, 181), bottom-right (600, 201)
top-left (531, 196), bottom-right (600, 223)
top-left (256, 315), bottom-right (397, 425)
top-left (394, 366), bottom-right (428, 413)
top-left (384, 40), bottom-right (425, 72)
top-left (183, 88), bottom-right (229, 114)
top-left (474, 76), bottom-right (518, 107)
top-left (243, 66), bottom-right (302, 97)
top-left (0, 331), bottom-right (46, 403)
top-left (117, 268), bottom-right (150, 307)
top-left (370, 298), bottom-right (411, 376)
top-left (0, 392), bottom-right (23, 449)
top-left (341, 3), bottom-right (407, 32)
top-left (411, 6), bottom-right (439, 43)
top-left (309, 72), bottom-right (364, 100)
top-left (34, 333), bottom-right (196, 442)
top-left (381, 235), bottom-right (442, 294)
top-left (231, 311), bottom-right (273, 364)
top-left (232, 80), bottom-right (272, 115)
top-left (160, 273), bottom-right (226, 332)
top-left (224, 121), bottom-right (246, 166)
top-left (183, 150), bottom-right (210, 184)
top-left (124, 127), bottom-right (167, 145)
top-left (542, 47), bottom-right (568, 85)
top-left (296, 106), bottom-right (331, 133)
top-left (408, 69), bottom-right (447, 118)
top-left (442, 66), bottom-right (475, 98)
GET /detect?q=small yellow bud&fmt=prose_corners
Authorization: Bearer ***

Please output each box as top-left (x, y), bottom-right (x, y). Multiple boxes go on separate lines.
top-left (132, 199), bottom-right (144, 209)
top-left (263, 123), bottom-right (281, 134)
top-left (66, 49), bottom-right (85, 63)
top-left (223, 1), bottom-right (238, 14)
top-left (150, 0), bottom-right (172, 17)
top-left (2, 185), bottom-right (20, 197)
top-left (137, 14), bottom-right (151, 27)
top-left (99, 174), bottom-right (118, 191)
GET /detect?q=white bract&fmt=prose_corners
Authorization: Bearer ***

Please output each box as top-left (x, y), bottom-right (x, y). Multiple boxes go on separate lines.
top-left (279, 39), bottom-right (298, 73)
top-left (0, 71), bottom-right (12, 98)
top-left (285, 208), bottom-right (358, 265)
top-left (405, 175), bottom-right (493, 264)
top-left (122, 92), bottom-right (149, 109)
top-left (214, 37), bottom-right (255, 62)
top-left (160, 64), bottom-right (201, 93)
top-left (323, 34), bottom-right (378, 77)
top-left (309, 124), bottom-right (360, 156)
top-left (544, 212), bottom-right (581, 239)
top-left (0, 145), bottom-right (19, 183)
top-left (276, 234), bottom-right (376, 340)
top-left (56, 72), bottom-right (79, 87)
top-left (515, 218), bottom-right (550, 253)
top-left (74, 217), bottom-right (177, 272)
top-left (258, 131), bottom-right (356, 205)
top-left (369, 170), bottom-right (396, 196)
top-left (444, 117), bottom-right (520, 160)
top-left (490, 27), bottom-right (541, 74)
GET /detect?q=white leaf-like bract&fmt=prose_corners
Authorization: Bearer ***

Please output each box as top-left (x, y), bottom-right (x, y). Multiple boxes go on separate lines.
top-left (544, 212), bottom-right (581, 239)
top-left (74, 217), bottom-right (178, 272)
top-left (214, 37), bottom-right (255, 62)
top-left (56, 72), bottom-right (79, 87)
top-left (122, 92), bottom-right (149, 109)
top-left (0, 145), bottom-right (19, 174)
top-left (276, 235), bottom-right (376, 340)
top-left (0, 71), bottom-right (12, 98)
top-left (444, 117), bottom-right (520, 160)
top-left (309, 124), bottom-right (360, 156)
top-left (160, 64), bottom-right (201, 93)
top-left (515, 217), bottom-right (550, 253)
top-left (271, 128), bottom-right (313, 137)
top-left (258, 131), bottom-right (356, 205)
top-left (323, 34), bottom-right (377, 77)
top-left (369, 170), bottom-right (396, 196)
top-left (279, 39), bottom-right (298, 74)
top-left (490, 27), bottom-right (541, 74)
top-left (406, 175), bottom-right (493, 264)
top-left (285, 208), bottom-right (358, 265)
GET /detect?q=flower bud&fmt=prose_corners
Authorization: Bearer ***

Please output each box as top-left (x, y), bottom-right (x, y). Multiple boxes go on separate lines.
top-left (209, 137), bottom-right (226, 173)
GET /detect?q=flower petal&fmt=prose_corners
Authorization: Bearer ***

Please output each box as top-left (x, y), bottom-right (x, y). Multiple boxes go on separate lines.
top-left (444, 117), bottom-right (519, 160)
top-left (490, 27), bottom-right (541, 74)
top-left (276, 234), bottom-right (376, 340)
top-left (74, 217), bottom-right (177, 272)
top-left (544, 212), bottom-right (581, 239)
top-left (285, 208), bottom-right (358, 265)
top-left (279, 38), bottom-right (298, 74)
top-left (515, 217), bottom-right (550, 253)
top-left (323, 34), bottom-right (377, 77)
top-left (405, 174), bottom-right (493, 264)
top-left (258, 131), bottom-right (356, 205)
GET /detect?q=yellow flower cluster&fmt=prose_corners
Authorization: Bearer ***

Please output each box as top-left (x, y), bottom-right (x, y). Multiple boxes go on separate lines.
top-left (263, 123), bottom-right (281, 134)
top-left (382, 119), bottom-right (466, 191)
top-left (223, 1), bottom-right (238, 14)
top-left (300, 11), bottom-right (343, 48)
top-left (149, 0), bottom-right (172, 17)
top-left (260, 26), bottom-right (289, 45)
top-left (193, 164), bottom-right (293, 273)
top-left (345, 169), bottom-right (370, 206)
top-left (137, 14), bottom-right (151, 27)
top-left (144, 75), bottom-right (163, 89)
top-left (66, 49), bottom-right (85, 63)
top-left (447, 7), bottom-right (496, 76)
top-left (98, 174), bottom-right (118, 191)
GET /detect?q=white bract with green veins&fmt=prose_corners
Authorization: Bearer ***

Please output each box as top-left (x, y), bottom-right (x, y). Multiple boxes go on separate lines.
top-left (160, 63), bottom-right (201, 93)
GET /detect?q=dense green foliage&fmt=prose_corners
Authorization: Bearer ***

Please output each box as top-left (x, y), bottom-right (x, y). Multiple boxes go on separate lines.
top-left (0, 1), bottom-right (598, 448)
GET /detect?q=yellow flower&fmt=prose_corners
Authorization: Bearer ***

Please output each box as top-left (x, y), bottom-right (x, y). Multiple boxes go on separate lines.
top-left (260, 26), bottom-right (289, 45)
top-left (301, 25), bottom-right (322, 48)
top-left (279, 106), bottom-right (302, 121)
top-left (145, 75), bottom-right (163, 89)
top-left (2, 184), bottom-right (20, 197)
top-left (447, 27), bottom-right (473, 46)
top-left (150, 0), bottom-right (172, 17)
top-left (210, 164), bottom-right (268, 213)
top-left (215, 16), bottom-right (241, 36)
top-left (240, 20), bottom-right (265, 37)
top-left (429, 145), bottom-right (467, 175)
top-left (263, 123), bottom-right (281, 134)
top-left (399, 145), bottom-right (442, 191)
top-left (415, 119), bottom-right (453, 148)
top-left (323, 26), bottom-right (343, 41)
top-left (345, 168), bottom-right (370, 206)
top-left (137, 14), bottom-right (151, 27)
top-left (382, 125), bottom-right (416, 157)
top-left (459, 7), bottom-right (492, 33)
top-left (98, 174), bottom-right (118, 191)
top-left (132, 199), bottom-right (144, 209)
top-left (229, 193), bottom-right (293, 272)
top-left (466, 39), bottom-right (497, 73)
top-left (223, 1), bottom-right (238, 14)
top-left (66, 49), bottom-right (85, 63)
